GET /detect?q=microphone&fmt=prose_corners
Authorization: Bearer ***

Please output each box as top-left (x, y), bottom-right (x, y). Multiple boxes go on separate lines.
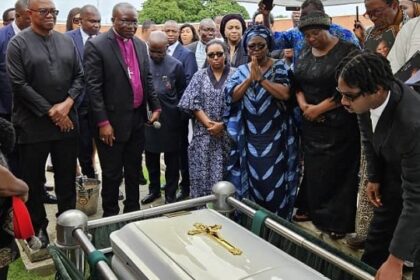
top-left (152, 121), bottom-right (161, 129)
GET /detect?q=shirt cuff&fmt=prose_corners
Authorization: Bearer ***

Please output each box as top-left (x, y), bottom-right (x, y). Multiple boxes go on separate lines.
top-left (97, 120), bottom-right (110, 127)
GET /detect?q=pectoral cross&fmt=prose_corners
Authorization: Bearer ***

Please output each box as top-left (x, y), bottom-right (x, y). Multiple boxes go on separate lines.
top-left (127, 67), bottom-right (133, 80)
top-left (188, 223), bottom-right (242, 255)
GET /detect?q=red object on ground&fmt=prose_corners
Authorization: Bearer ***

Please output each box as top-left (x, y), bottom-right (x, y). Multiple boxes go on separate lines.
top-left (12, 196), bottom-right (35, 239)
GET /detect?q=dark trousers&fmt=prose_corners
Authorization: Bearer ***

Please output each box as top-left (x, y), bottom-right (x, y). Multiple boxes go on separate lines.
top-left (96, 112), bottom-right (144, 217)
top-left (0, 265), bottom-right (9, 280)
top-left (145, 150), bottom-right (179, 200)
top-left (179, 120), bottom-right (190, 195)
top-left (361, 181), bottom-right (403, 269)
top-left (78, 111), bottom-right (95, 178)
top-left (19, 138), bottom-right (78, 230)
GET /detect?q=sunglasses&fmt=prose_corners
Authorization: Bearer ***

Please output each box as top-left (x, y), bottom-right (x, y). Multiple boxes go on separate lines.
top-left (207, 51), bottom-right (224, 59)
top-left (247, 43), bottom-right (266, 51)
top-left (29, 8), bottom-right (59, 17)
top-left (72, 17), bottom-right (81, 24)
top-left (336, 87), bottom-right (363, 102)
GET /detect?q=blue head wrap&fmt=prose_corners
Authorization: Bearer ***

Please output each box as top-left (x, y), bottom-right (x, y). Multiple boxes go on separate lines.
top-left (242, 25), bottom-right (274, 54)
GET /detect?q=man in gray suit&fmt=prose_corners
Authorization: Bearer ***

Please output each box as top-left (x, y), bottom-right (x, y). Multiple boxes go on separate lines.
top-left (186, 18), bottom-right (216, 69)
top-left (337, 51), bottom-right (420, 280)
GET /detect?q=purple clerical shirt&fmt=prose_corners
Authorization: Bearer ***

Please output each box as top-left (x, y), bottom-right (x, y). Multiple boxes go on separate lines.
top-left (115, 31), bottom-right (143, 108)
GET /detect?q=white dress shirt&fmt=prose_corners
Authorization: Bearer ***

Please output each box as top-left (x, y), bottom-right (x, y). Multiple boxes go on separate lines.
top-left (167, 41), bottom-right (179, 57)
top-left (370, 91), bottom-right (390, 132)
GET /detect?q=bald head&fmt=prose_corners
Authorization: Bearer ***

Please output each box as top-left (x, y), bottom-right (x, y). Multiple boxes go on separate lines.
top-left (148, 30), bottom-right (168, 46)
top-left (148, 31), bottom-right (168, 63)
top-left (15, 0), bottom-right (29, 10)
top-left (112, 2), bottom-right (135, 18)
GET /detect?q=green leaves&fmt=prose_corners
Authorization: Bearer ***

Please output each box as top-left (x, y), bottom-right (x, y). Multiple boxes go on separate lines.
top-left (139, 0), bottom-right (250, 24)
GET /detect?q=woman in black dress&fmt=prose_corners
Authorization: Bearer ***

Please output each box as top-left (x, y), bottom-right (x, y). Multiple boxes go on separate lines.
top-left (293, 11), bottom-right (360, 238)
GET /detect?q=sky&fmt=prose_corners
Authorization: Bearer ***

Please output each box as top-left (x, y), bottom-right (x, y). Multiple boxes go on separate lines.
top-left (1, 0), bottom-right (366, 24)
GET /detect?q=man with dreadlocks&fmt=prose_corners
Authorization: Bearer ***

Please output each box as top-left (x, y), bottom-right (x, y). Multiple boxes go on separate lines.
top-left (336, 50), bottom-right (420, 279)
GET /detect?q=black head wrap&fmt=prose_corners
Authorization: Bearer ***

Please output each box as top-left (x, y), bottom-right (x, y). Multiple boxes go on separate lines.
top-left (220, 14), bottom-right (247, 40)
top-left (298, 10), bottom-right (331, 33)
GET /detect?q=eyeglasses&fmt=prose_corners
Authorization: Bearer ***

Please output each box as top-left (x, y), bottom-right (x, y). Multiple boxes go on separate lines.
top-left (247, 43), bottom-right (266, 51)
top-left (207, 51), bottom-right (224, 59)
top-left (363, 5), bottom-right (390, 19)
top-left (72, 17), bottom-right (81, 24)
top-left (336, 87), bottom-right (363, 102)
top-left (29, 8), bottom-right (59, 17)
top-left (117, 19), bottom-right (138, 26)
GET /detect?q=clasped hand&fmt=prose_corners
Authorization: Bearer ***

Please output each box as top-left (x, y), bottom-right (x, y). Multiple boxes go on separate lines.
top-left (207, 121), bottom-right (224, 137)
top-left (48, 99), bottom-right (74, 132)
top-left (249, 56), bottom-right (263, 82)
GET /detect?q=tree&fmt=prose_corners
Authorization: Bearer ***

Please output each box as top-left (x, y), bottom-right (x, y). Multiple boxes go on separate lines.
top-left (139, 0), bottom-right (250, 24)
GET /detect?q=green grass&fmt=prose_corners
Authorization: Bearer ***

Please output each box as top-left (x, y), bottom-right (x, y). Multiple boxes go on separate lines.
top-left (8, 258), bottom-right (54, 280)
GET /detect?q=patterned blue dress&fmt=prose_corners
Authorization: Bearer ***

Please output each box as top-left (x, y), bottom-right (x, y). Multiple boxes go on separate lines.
top-left (224, 60), bottom-right (300, 219)
top-left (178, 67), bottom-right (235, 198)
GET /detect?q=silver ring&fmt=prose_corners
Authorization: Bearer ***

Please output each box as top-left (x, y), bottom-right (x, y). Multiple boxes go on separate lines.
top-left (101, 138), bottom-right (105, 141)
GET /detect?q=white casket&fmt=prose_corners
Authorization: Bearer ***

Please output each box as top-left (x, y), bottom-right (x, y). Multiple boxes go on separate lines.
top-left (110, 209), bottom-right (329, 280)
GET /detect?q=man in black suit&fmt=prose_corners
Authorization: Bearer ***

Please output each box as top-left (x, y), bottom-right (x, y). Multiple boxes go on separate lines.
top-left (7, 0), bottom-right (83, 247)
top-left (65, 5), bottom-right (101, 179)
top-left (337, 51), bottom-right (420, 280)
top-left (84, 3), bottom-right (160, 217)
top-left (162, 20), bottom-right (198, 201)
top-left (186, 18), bottom-right (216, 69)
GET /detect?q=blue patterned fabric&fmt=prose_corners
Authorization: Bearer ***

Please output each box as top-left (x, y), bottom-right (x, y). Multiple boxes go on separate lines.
top-left (178, 67), bottom-right (235, 198)
top-left (273, 24), bottom-right (360, 64)
top-left (224, 60), bottom-right (300, 219)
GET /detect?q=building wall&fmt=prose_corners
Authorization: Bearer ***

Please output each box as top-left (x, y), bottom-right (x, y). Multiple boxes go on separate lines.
top-left (2, 14), bottom-right (372, 39)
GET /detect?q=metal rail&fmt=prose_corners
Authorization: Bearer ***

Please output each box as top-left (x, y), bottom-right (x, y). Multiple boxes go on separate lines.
top-left (88, 195), bottom-right (216, 229)
top-left (73, 228), bottom-right (118, 280)
top-left (227, 197), bottom-right (375, 280)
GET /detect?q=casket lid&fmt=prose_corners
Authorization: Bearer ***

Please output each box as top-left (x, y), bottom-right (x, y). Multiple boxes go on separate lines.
top-left (110, 209), bottom-right (329, 279)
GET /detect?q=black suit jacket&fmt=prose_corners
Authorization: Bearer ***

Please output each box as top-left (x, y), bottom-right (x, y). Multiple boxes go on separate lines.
top-left (172, 43), bottom-right (197, 85)
top-left (360, 81), bottom-right (420, 261)
top-left (186, 41), bottom-right (208, 69)
top-left (84, 29), bottom-right (160, 143)
top-left (0, 24), bottom-right (15, 115)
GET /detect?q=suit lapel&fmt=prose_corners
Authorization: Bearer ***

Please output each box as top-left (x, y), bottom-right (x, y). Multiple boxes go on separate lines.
top-left (6, 24), bottom-right (15, 41)
top-left (133, 38), bottom-right (146, 85)
top-left (108, 30), bottom-right (130, 81)
top-left (173, 43), bottom-right (181, 58)
top-left (74, 30), bottom-right (84, 60)
top-left (373, 83), bottom-right (402, 154)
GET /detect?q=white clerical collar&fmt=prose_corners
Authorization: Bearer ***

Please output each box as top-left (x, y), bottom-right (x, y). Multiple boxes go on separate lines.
top-left (12, 21), bottom-right (21, 35)
top-left (370, 90), bottom-right (390, 132)
top-left (167, 41), bottom-right (179, 56)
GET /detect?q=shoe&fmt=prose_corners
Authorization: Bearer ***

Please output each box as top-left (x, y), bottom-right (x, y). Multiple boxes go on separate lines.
top-left (44, 185), bottom-right (54, 192)
top-left (35, 228), bottom-right (50, 249)
top-left (176, 192), bottom-right (189, 202)
top-left (141, 193), bottom-right (161, 204)
top-left (346, 234), bottom-right (366, 250)
top-left (165, 196), bottom-right (176, 204)
top-left (292, 211), bottom-right (311, 222)
top-left (328, 231), bottom-right (346, 240)
top-left (42, 193), bottom-right (57, 204)
top-left (118, 191), bottom-right (124, 201)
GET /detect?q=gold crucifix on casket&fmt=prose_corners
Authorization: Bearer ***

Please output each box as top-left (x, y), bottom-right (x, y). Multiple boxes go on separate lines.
top-left (188, 223), bottom-right (242, 255)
